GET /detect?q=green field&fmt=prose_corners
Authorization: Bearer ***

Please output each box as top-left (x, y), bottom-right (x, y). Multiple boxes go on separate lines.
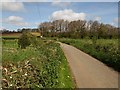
top-left (59, 38), bottom-right (120, 72)
top-left (2, 38), bottom-right (75, 88)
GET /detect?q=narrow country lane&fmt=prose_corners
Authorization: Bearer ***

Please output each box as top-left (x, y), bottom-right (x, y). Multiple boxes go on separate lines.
top-left (60, 43), bottom-right (119, 88)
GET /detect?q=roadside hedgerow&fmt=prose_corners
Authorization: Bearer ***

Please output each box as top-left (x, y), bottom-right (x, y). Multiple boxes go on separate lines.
top-left (60, 38), bottom-right (120, 72)
top-left (2, 39), bottom-right (75, 88)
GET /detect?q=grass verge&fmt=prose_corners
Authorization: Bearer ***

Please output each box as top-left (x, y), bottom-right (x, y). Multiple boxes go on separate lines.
top-left (59, 38), bottom-right (120, 72)
top-left (2, 38), bottom-right (75, 88)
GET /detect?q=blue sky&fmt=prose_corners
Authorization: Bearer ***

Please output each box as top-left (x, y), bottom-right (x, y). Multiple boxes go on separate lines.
top-left (1, 2), bottom-right (118, 31)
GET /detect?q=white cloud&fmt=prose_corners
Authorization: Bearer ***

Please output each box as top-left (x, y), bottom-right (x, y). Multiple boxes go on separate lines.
top-left (113, 18), bottom-right (119, 23)
top-left (51, 9), bottom-right (86, 22)
top-left (23, 0), bottom-right (47, 2)
top-left (2, 2), bottom-right (25, 12)
top-left (1, 0), bottom-right (119, 2)
top-left (35, 22), bottom-right (41, 26)
top-left (3, 16), bottom-right (29, 26)
top-left (7, 16), bottom-right (23, 22)
top-left (94, 16), bottom-right (101, 21)
top-left (1, 0), bottom-right (16, 2)
top-left (0, 26), bottom-right (6, 30)
top-left (52, 0), bottom-right (71, 8)
top-left (112, 17), bottom-right (119, 26)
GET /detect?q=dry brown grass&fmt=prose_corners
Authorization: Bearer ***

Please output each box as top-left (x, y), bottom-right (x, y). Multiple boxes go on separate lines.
top-left (2, 33), bottom-right (22, 37)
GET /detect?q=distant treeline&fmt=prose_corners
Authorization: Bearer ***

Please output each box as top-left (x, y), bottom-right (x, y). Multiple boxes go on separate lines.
top-left (1, 20), bottom-right (118, 39)
top-left (39, 20), bottom-right (118, 39)
top-left (1, 28), bottom-right (39, 34)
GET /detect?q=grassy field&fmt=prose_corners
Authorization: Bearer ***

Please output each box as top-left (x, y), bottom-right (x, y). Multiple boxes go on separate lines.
top-left (2, 33), bottom-right (21, 39)
top-left (2, 38), bottom-right (75, 88)
top-left (59, 38), bottom-right (120, 72)
top-left (2, 32), bottom-right (40, 39)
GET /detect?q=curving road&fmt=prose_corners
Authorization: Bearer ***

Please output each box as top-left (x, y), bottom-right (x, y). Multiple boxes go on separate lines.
top-left (60, 43), bottom-right (119, 88)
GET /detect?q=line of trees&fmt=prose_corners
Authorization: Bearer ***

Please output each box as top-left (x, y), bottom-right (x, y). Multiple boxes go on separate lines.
top-left (1, 28), bottom-right (39, 34)
top-left (1, 19), bottom-right (118, 39)
top-left (39, 20), bottom-right (118, 39)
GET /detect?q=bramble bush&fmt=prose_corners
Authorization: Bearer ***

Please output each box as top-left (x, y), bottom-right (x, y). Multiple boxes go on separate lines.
top-left (18, 32), bottom-right (31, 49)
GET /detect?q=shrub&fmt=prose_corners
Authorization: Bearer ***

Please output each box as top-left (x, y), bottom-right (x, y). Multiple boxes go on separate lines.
top-left (18, 32), bottom-right (31, 49)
